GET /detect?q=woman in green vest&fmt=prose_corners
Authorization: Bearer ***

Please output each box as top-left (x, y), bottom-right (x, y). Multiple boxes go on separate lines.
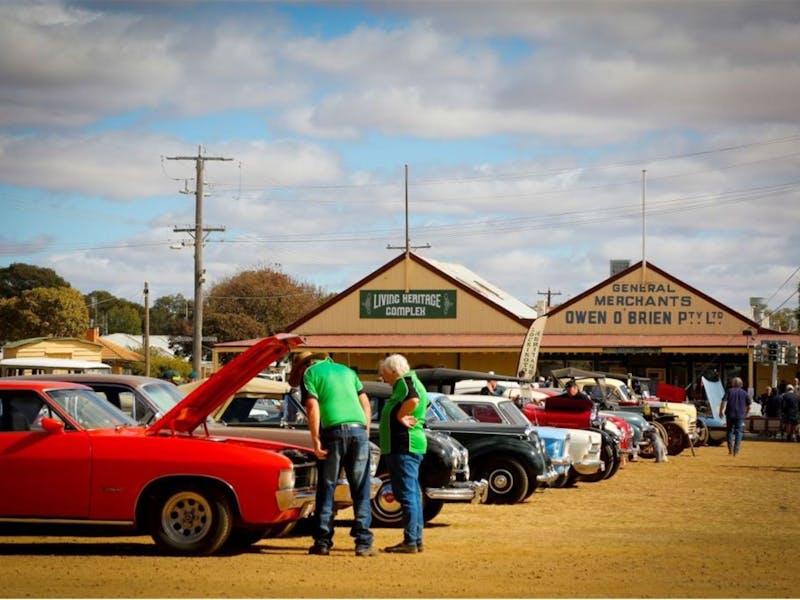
top-left (378, 353), bottom-right (428, 553)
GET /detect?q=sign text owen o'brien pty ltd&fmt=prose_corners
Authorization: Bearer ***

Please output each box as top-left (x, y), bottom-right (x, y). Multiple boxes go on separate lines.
top-left (360, 290), bottom-right (457, 318)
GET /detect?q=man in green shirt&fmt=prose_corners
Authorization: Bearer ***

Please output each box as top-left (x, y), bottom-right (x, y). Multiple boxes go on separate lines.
top-left (289, 351), bottom-right (376, 557)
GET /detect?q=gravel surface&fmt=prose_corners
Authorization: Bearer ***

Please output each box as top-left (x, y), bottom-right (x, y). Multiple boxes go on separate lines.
top-left (2, 438), bottom-right (798, 598)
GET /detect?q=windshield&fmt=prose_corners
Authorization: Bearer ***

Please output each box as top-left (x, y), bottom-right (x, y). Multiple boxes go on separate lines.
top-left (427, 395), bottom-right (473, 423)
top-left (141, 381), bottom-right (185, 414)
top-left (496, 401), bottom-right (530, 425)
top-left (47, 388), bottom-right (135, 430)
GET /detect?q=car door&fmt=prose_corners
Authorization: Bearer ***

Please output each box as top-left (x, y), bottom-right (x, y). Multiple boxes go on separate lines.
top-left (0, 389), bottom-right (92, 518)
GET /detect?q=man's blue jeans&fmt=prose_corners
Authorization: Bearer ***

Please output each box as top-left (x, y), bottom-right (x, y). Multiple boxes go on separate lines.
top-left (314, 425), bottom-right (373, 550)
top-left (385, 451), bottom-right (424, 546)
top-left (726, 417), bottom-right (745, 455)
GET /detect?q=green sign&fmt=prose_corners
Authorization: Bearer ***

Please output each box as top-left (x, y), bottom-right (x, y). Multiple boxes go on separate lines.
top-left (360, 290), bottom-right (457, 319)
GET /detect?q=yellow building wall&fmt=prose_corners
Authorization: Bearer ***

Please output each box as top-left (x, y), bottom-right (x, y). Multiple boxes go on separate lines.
top-left (5, 339), bottom-right (103, 361)
top-left (295, 258), bottom-right (527, 335)
top-left (546, 267), bottom-right (750, 336)
top-left (338, 351), bottom-right (520, 380)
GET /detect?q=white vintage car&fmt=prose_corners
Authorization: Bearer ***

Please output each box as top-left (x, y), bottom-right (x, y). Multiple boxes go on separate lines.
top-left (449, 394), bottom-right (603, 486)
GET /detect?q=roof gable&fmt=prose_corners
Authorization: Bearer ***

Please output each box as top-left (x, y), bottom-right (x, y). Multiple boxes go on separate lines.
top-left (545, 261), bottom-right (762, 336)
top-left (284, 252), bottom-right (535, 334)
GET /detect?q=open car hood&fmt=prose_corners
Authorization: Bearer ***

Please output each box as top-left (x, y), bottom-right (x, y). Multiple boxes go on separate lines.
top-left (147, 333), bottom-right (302, 435)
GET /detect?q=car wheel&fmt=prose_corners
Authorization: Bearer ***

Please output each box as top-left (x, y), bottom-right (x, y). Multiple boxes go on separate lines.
top-left (549, 472), bottom-right (570, 488)
top-left (662, 422), bottom-right (686, 456)
top-left (475, 457), bottom-right (529, 504)
top-left (423, 498), bottom-right (444, 522)
top-left (225, 525), bottom-right (270, 549)
top-left (370, 474), bottom-right (403, 527)
top-left (580, 440), bottom-right (618, 483)
top-left (370, 473), bottom-right (438, 526)
top-left (602, 441), bottom-right (622, 480)
top-left (150, 484), bottom-right (233, 556)
top-left (263, 520), bottom-right (298, 538)
top-left (695, 419), bottom-right (709, 446)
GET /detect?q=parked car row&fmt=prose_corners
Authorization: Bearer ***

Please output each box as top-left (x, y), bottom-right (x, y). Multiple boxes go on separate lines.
top-left (1, 341), bottom-right (697, 557)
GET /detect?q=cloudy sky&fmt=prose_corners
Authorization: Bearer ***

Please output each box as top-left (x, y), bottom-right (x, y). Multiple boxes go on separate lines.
top-left (1, 0), bottom-right (799, 319)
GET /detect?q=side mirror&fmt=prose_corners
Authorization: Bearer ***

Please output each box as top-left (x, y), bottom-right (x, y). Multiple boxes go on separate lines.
top-left (40, 417), bottom-right (65, 435)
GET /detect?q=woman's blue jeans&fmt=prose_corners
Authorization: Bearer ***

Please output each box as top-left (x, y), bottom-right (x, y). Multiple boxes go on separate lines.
top-left (314, 425), bottom-right (373, 550)
top-left (385, 451), bottom-right (424, 546)
top-left (726, 417), bottom-right (745, 455)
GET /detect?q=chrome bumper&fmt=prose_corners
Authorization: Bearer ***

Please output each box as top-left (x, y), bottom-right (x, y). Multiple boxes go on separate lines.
top-left (536, 465), bottom-right (559, 483)
top-left (426, 479), bottom-right (489, 504)
top-left (572, 459), bottom-right (603, 475)
top-left (550, 455), bottom-right (572, 467)
top-left (333, 476), bottom-right (382, 505)
top-left (275, 489), bottom-right (315, 516)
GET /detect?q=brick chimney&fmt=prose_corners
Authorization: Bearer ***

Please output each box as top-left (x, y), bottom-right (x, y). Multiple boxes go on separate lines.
top-left (85, 327), bottom-right (101, 342)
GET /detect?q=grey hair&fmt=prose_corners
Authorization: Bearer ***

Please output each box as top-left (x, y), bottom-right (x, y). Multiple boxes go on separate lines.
top-left (731, 377), bottom-right (743, 388)
top-left (380, 354), bottom-right (410, 378)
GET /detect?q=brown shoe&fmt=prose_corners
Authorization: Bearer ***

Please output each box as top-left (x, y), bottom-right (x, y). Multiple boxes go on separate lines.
top-left (355, 546), bottom-right (379, 557)
top-left (384, 542), bottom-right (419, 554)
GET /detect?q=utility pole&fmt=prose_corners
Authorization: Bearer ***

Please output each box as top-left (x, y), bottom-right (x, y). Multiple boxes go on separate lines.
top-left (143, 281), bottom-right (150, 377)
top-left (167, 146), bottom-right (231, 375)
top-left (537, 288), bottom-right (562, 313)
top-left (387, 164), bottom-right (430, 291)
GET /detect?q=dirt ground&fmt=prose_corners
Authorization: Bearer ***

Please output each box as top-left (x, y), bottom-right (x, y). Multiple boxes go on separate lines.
top-left (2, 438), bottom-right (799, 599)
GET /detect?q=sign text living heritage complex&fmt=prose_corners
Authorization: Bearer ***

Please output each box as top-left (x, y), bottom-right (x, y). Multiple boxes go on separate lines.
top-left (360, 290), bottom-right (457, 319)
top-left (563, 283), bottom-right (725, 327)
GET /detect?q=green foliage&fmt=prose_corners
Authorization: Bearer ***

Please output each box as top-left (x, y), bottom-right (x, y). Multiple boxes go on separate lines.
top-left (0, 263), bottom-right (71, 299)
top-left (150, 294), bottom-right (191, 335)
top-left (130, 351), bottom-right (193, 380)
top-left (0, 287), bottom-right (89, 340)
top-left (766, 307), bottom-right (798, 332)
top-left (85, 290), bottom-right (144, 334)
top-left (106, 304), bottom-right (142, 334)
top-left (203, 264), bottom-right (330, 343)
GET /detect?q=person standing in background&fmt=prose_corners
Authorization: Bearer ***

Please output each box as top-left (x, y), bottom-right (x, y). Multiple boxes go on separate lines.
top-left (378, 354), bottom-right (428, 554)
top-left (780, 384), bottom-right (799, 442)
top-left (719, 377), bottom-right (751, 456)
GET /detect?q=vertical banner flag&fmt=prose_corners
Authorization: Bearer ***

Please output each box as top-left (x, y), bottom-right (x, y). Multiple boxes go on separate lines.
top-left (516, 315), bottom-right (547, 387)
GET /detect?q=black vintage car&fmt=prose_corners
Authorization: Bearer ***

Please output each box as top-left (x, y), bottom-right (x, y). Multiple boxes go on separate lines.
top-left (279, 385), bottom-right (487, 526)
top-left (364, 379), bottom-right (557, 505)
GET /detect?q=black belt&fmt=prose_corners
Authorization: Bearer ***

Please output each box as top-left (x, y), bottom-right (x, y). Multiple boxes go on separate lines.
top-left (322, 422), bottom-right (365, 433)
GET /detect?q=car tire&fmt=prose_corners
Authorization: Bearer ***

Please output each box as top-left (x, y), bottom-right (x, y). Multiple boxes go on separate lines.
top-left (149, 484), bottom-right (233, 556)
top-left (225, 525), bottom-right (270, 549)
top-left (695, 419), bottom-right (709, 446)
top-left (423, 498), bottom-right (444, 522)
top-left (475, 457), bottom-right (529, 504)
top-left (263, 520), bottom-right (298, 539)
top-left (370, 474), bottom-right (439, 526)
top-left (549, 472), bottom-right (570, 488)
top-left (662, 422), bottom-right (686, 456)
top-left (580, 440), bottom-right (618, 483)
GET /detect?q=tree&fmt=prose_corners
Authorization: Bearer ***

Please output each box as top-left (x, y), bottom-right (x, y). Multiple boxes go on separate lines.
top-left (0, 287), bottom-right (90, 340)
top-left (204, 264), bottom-right (331, 343)
top-left (0, 263), bottom-right (70, 299)
top-left (150, 294), bottom-right (191, 335)
top-left (766, 307), bottom-right (798, 332)
top-left (84, 290), bottom-right (144, 334)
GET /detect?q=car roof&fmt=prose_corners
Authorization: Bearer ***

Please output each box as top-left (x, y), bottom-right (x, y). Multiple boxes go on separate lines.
top-left (0, 379), bottom-right (91, 391)
top-left (10, 373), bottom-right (168, 387)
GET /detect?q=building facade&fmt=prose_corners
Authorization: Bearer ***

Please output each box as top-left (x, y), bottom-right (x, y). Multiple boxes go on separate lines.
top-left (211, 253), bottom-right (798, 393)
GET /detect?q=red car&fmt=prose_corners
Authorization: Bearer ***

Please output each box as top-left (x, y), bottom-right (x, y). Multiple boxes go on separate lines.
top-left (0, 333), bottom-right (316, 556)
top-left (523, 389), bottom-right (631, 480)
